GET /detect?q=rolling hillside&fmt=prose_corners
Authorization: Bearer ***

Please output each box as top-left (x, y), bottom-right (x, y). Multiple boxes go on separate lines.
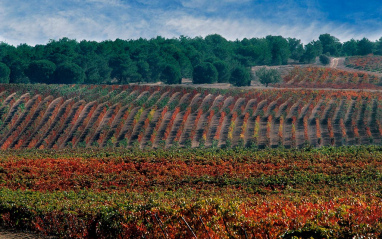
top-left (278, 66), bottom-right (382, 89)
top-left (346, 55), bottom-right (382, 73)
top-left (1, 84), bottom-right (382, 149)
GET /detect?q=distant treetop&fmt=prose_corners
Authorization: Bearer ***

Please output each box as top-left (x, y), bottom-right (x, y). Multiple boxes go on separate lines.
top-left (0, 33), bottom-right (380, 86)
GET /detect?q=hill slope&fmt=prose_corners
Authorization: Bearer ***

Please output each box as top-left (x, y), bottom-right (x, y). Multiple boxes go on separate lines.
top-left (0, 84), bottom-right (382, 149)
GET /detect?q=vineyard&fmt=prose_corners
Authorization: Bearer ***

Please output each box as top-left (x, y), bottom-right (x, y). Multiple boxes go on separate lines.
top-left (2, 147), bottom-right (382, 238)
top-left (276, 66), bottom-right (382, 89)
top-left (345, 55), bottom-right (382, 73)
top-left (1, 83), bottom-right (382, 150)
top-left (2, 82), bottom-right (382, 238)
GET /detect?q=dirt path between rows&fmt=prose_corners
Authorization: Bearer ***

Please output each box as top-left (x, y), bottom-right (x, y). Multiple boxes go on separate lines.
top-left (0, 227), bottom-right (55, 239)
top-left (330, 57), bottom-right (339, 68)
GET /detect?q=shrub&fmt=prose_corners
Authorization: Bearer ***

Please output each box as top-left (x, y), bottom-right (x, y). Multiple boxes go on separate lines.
top-left (319, 54), bottom-right (330, 65)
top-left (255, 67), bottom-right (281, 87)
top-left (192, 62), bottom-right (218, 84)
top-left (25, 60), bottom-right (56, 84)
top-left (229, 66), bottom-right (251, 87)
top-left (161, 64), bottom-right (181, 84)
top-left (53, 62), bottom-right (85, 84)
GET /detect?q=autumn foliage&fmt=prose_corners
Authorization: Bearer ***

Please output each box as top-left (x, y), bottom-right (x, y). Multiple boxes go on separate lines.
top-left (2, 82), bottom-right (382, 237)
top-left (346, 54), bottom-right (382, 73)
top-left (279, 66), bottom-right (382, 89)
top-left (1, 84), bottom-right (382, 149)
top-left (1, 147), bottom-right (382, 238)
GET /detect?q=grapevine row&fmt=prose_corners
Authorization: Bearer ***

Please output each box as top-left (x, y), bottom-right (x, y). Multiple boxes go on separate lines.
top-left (1, 85), bottom-right (382, 149)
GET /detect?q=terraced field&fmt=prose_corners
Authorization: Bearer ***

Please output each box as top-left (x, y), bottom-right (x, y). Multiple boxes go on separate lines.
top-left (1, 84), bottom-right (382, 149)
top-left (277, 66), bottom-right (382, 89)
top-left (345, 55), bottom-right (382, 73)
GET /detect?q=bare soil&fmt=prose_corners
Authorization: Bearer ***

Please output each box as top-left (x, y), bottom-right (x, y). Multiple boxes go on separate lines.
top-left (0, 227), bottom-right (55, 239)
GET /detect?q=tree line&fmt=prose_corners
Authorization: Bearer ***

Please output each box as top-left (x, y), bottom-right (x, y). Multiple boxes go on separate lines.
top-left (0, 33), bottom-right (380, 86)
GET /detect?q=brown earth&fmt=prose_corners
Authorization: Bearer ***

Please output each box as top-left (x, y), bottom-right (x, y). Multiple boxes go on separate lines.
top-left (0, 227), bottom-right (56, 239)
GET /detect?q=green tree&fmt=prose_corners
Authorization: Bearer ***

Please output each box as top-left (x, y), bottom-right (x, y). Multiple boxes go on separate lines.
top-left (83, 56), bottom-right (111, 84)
top-left (375, 37), bottom-right (382, 55)
top-left (300, 40), bottom-right (322, 63)
top-left (77, 40), bottom-right (111, 84)
top-left (229, 66), bottom-right (250, 86)
top-left (205, 34), bottom-right (231, 60)
top-left (234, 39), bottom-right (272, 66)
top-left (136, 60), bottom-right (150, 83)
top-left (146, 46), bottom-right (165, 82)
top-left (109, 54), bottom-right (138, 84)
top-left (213, 61), bottom-right (230, 83)
top-left (183, 44), bottom-right (202, 67)
top-left (249, 38), bottom-right (272, 65)
top-left (9, 60), bottom-right (29, 83)
top-left (0, 42), bottom-right (16, 62)
top-left (288, 38), bottom-right (304, 62)
top-left (45, 38), bottom-right (78, 65)
top-left (161, 64), bottom-right (181, 84)
top-left (192, 62), bottom-right (218, 84)
top-left (161, 43), bottom-right (192, 79)
top-left (53, 62), bottom-right (85, 84)
top-left (357, 38), bottom-right (374, 55)
top-left (255, 67), bottom-right (281, 87)
top-left (319, 33), bottom-right (342, 56)
top-left (266, 35), bottom-right (291, 65)
top-left (25, 60), bottom-right (56, 84)
top-left (342, 39), bottom-right (358, 56)
top-left (0, 63), bottom-right (10, 83)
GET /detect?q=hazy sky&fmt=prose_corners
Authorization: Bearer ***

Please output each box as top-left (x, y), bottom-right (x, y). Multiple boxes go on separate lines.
top-left (1, 0), bottom-right (382, 45)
